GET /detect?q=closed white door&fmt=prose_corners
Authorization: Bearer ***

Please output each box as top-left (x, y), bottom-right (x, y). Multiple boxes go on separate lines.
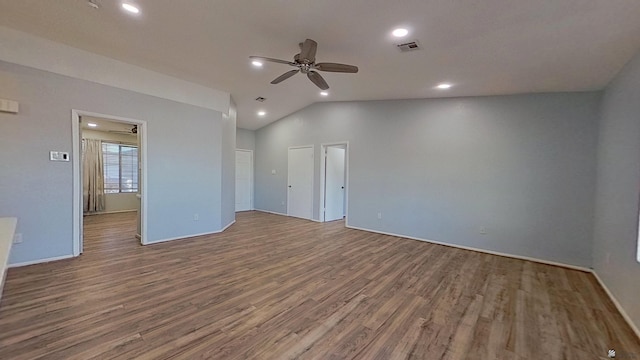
top-left (288, 147), bottom-right (314, 219)
top-left (235, 150), bottom-right (253, 212)
top-left (324, 147), bottom-right (345, 222)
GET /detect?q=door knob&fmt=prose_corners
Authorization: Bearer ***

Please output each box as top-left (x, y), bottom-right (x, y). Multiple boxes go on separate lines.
top-left (288, 185), bottom-right (292, 188)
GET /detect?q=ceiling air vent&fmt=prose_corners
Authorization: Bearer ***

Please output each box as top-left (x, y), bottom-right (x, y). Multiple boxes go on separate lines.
top-left (255, 97), bottom-right (266, 102)
top-left (396, 40), bottom-right (421, 52)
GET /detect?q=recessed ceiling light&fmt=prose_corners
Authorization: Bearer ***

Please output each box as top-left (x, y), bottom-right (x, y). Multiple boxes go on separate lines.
top-left (257, 111), bottom-right (266, 117)
top-left (251, 60), bottom-right (263, 67)
top-left (392, 28), bottom-right (409, 37)
top-left (122, 3), bottom-right (140, 14)
top-left (320, 91), bottom-right (329, 96)
top-left (436, 83), bottom-right (453, 89)
top-left (87, 123), bottom-right (98, 127)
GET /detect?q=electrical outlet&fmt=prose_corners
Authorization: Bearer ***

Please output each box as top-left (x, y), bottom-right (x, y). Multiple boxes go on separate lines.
top-left (605, 252), bottom-right (611, 264)
top-left (479, 226), bottom-right (487, 235)
top-left (193, 213), bottom-right (199, 221)
top-left (13, 233), bottom-right (22, 244)
top-left (281, 201), bottom-right (285, 206)
top-left (377, 212), bottom-right (382, 220)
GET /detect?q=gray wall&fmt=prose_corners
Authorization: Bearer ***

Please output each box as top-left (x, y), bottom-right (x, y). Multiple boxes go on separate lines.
top-left (592, 49), bottom-right (640, 330)
top-left (255, 93), bottom-right (601, 267)
top-left (236, 128), bottom-right (255, 151)
top-left (221, 101), bottom-right (237, 228)
top-left (0, 60), bottom-right (231, 264)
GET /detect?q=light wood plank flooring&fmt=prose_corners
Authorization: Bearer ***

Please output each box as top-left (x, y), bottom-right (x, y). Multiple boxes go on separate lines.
top-left (0, 211), bottom-right (638, 359)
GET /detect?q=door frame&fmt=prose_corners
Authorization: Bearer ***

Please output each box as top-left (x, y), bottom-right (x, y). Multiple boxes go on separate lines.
top-left (319, 142), bottom-right (349, 223)
top-left (235, 149), bottom-right (254, 211)
top-left (287, 145), bottom-right (314, 219)
top-left (72, 109), bottom-right (149, 256)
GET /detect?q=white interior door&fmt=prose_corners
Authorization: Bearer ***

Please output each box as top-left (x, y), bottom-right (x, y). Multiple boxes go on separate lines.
top-left (324, 147), bottom-right (345, 221)
top-left (235, 150), bottom-right (253, 212)
top-left (288, 147), bottom-right (314, 219)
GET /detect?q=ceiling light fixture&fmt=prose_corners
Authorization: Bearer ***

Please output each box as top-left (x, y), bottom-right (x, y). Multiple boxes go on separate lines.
top-left (436, 83), bottom-right (453, 89)
top-left (87, 123), bottom-right (98, 127)
top-left (320, 91), bottom-right (329, 96)
top-left (251, 60), bottom-right (263, 67)
top-left (392, 28), bottom-right (409, 37)
top-left (122, 3), bottom-right (140, 14)
top-left (257, 111), bottom-right (266, 117)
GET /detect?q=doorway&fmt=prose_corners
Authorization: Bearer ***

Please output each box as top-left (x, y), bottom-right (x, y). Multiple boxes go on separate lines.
top-left (235, 149), bottom-right (253, 212)
top-left (72, 110), bottom-right (148, 256)
top-left (320, 142), bottom-right (348, 223)
top-left (287, 146), bottom-right (314, 220)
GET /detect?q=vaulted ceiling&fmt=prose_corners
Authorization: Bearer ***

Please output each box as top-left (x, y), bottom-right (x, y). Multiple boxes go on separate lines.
top-left (1, 0), bottom-right (640, 129)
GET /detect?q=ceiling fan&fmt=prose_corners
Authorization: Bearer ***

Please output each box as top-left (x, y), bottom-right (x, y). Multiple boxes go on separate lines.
top-left (108, 125), bottom-right (137, 135)
top-left (250, 39), bottom-right (358, 90)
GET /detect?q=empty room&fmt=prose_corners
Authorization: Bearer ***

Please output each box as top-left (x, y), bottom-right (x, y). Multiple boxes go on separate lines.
top-left (1, 1), bottom-right (639, 359)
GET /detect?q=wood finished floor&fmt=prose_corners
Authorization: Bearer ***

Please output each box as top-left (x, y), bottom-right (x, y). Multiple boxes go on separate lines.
top-left (0, 211), bottom-right (638, 359)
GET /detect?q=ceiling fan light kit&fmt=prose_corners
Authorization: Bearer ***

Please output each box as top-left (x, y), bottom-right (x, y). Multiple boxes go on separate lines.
top-left (250, 39), bottom-right (358, 90)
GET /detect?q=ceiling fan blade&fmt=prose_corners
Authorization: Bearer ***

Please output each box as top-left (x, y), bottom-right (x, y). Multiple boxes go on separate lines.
top-left (299, 39), bottom-right (317, 63)
top-left (271, 70), bottom-right (300, 84)
top-left (307, 71), bottom-right (329, 90)
top-left (249, 56), bottom-right (296, 66)
top-left (315, 62), bottom-right (359, 73)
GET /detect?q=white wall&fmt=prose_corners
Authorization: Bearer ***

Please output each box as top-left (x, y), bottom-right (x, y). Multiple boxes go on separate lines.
top-left (82, 129), bottom-right (138, 213)
top-left (0, 26), bottom-right (229, 114)
top-left (255, 93), bottom-right (601, 267)
top-left (0, 60), bottom-right (234, 265)
top-left (236, 128), bottom-right (256, 151)
top-left (592, 48), bottom-right (640, 331)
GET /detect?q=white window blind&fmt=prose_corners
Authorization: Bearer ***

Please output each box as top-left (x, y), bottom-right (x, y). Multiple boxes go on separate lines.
top-left (102, 142), bottom-right (138, 194)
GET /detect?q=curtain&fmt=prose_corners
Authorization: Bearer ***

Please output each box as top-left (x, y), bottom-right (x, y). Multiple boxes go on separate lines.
top-left (83, 139), bottom-right (105, 213)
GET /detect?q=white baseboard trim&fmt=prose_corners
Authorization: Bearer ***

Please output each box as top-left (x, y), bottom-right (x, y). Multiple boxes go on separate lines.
top-left (84, 209), bottom-right (137, 216)
top-left (590, 270), bottom-right (640, 340)
top-left (254, 209), bottom-right (322, 223)
top-left (146, 222), bottom-right (236, 245)
top-left (254, 209), bottom-right (288, 217)
top-left (345, 224), bottom-right (592, 273)
top-left (221, 220), bottom-right (236, 232)
top-left (9, 254), bottom-right (75, 268)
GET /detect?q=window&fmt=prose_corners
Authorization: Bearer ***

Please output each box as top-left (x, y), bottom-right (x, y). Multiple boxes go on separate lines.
top-left (102, 142), bottom-right (138, 194)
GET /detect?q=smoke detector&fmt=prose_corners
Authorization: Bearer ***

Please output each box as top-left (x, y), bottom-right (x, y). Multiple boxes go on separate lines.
top-left (396, 40), bottom-right (421, 52)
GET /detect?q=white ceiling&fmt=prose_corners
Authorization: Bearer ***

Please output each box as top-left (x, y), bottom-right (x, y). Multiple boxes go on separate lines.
top-left (1, 0), bottom-right (639, 130)
top-left (80, 116), bottom-right (135, 132)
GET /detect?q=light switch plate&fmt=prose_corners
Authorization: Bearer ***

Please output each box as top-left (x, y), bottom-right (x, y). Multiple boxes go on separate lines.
top-left (50, 151), bottom-right (70, 162)
top-left (0, 98), bottom-right (19, 114)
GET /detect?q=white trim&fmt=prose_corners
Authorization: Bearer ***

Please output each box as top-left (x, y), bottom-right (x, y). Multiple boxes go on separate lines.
top-left (221, 220), bottom-right (236, 232)
top-left (0, 26), bottom-right (229, 114)
top-left (255, 209), bottom-right (288, 217)
top-left (9, 254), bottom-right (75, 268)
top-left (319, 142), bottom-right (349, 223)
top-left (73, 110), bottom-right (149, 255)
top-left (235, 149), bottom-right (254, 212)
top-left (345, 224), bottom-right (592, 273)
top-left (84, 209), bottom-right (137, 216)
top-left (287, 145), bottom-right (315, 220)
top-left (146, 221), bottom-right (236, 245)
top-left (591, 270), bottom-right (640, 340)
